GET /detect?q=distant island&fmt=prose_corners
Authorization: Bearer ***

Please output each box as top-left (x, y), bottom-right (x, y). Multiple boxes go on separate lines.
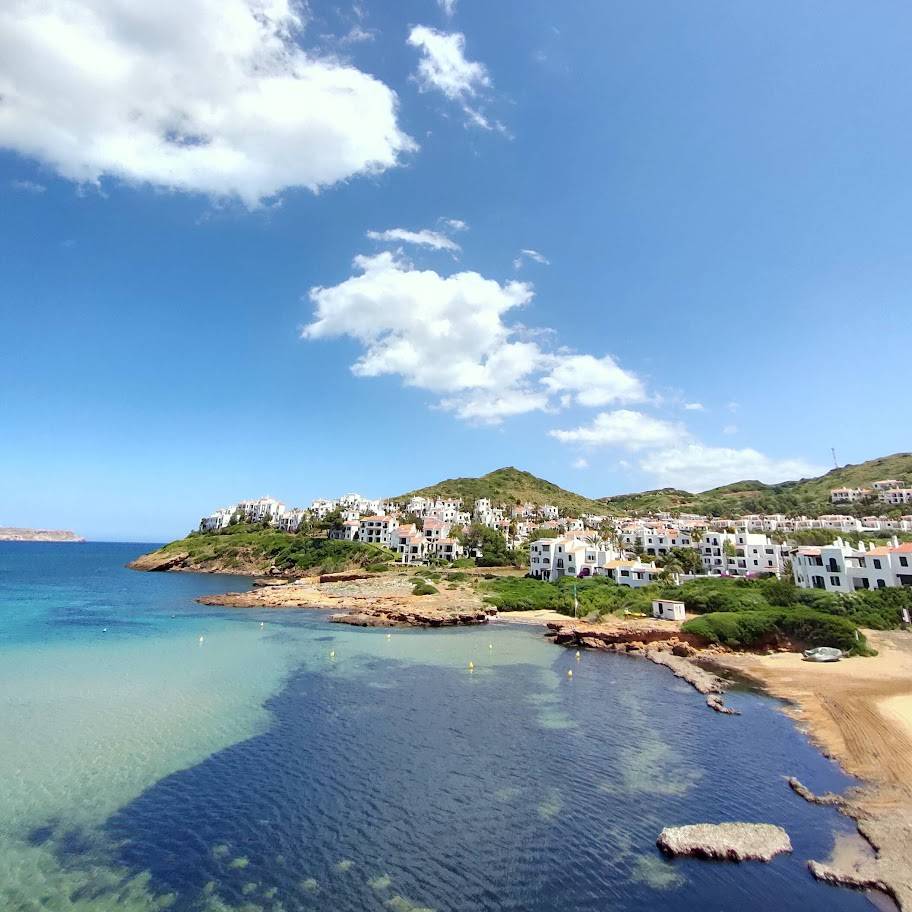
top-left (0, 527), bottom-right (85, 542)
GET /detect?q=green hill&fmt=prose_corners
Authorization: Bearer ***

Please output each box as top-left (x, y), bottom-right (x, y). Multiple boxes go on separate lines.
top-left (393, 467), bottom-right (610, 515)
top-left (601, 453), bottom-right (912, 517)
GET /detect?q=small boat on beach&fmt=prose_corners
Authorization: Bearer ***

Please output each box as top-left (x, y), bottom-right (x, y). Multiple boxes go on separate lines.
top-left (802, 647), bottom-right (843, 663)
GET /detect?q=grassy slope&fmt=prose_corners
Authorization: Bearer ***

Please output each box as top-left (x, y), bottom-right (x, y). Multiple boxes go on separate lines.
top-left (394, 466), bottom-right (610, 515)
top-left (132, 525), bottom-right (397, 575)
top-left (601, 453), bottom-right (912, 517)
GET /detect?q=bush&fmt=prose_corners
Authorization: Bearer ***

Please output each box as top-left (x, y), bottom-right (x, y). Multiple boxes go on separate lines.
top-left (683, 608), bottom-right (865, 653)
top-left (366, 562), bottom-right (392, 573)
top-left (412, 580), bottom-right (438, 596)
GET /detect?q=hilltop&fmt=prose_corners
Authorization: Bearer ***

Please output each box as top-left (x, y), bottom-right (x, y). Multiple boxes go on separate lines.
top-left (394, 467), bottom-right (611, 515)
top-left (601, 453), bottom-right (912, 517)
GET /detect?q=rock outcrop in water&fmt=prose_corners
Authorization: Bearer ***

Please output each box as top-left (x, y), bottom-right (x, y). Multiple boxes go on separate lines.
top-left (657, 823), bottom-right (792, 862)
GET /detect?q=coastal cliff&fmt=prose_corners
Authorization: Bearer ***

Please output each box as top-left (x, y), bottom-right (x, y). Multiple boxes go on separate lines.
top-left (0, 527), bottom-right (85, 542)
top-left (128, 527), bottom-right (397, 576)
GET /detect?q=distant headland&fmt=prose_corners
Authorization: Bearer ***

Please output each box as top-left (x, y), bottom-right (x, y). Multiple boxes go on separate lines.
top-left (0, 527), bottom-right (85, 542)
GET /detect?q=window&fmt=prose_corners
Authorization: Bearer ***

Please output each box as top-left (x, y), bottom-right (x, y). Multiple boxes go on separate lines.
top-left (877, 579), bottom-right (886, 589)
top-left (901, 557), bottom-right (909, 567)
top-left (830, 576), bottom-right (840, 586)
top-left (874, 559), bottom-right (882, 569)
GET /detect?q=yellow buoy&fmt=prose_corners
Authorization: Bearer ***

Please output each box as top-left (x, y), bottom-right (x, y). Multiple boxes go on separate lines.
top-left (575, 650), bottom-right (581, 659)
top-left (386, 633), bottom-right (391, 639)
top-left (468, 661), bottom-right (475, 670)
top-left (198, 636), bottom-right (205, 645)
top-left (567, 669), bottom-right (573, 678)
top-left (329, 650), bottom-right (336, 659)
top-left (488, 643), bottom-right (493, 649)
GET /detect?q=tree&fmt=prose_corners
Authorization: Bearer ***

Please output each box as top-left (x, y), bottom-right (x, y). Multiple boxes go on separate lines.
top-left (667, 546), bottom-right (703, 575)
top-left (462, 523), bottom-right (515, 567)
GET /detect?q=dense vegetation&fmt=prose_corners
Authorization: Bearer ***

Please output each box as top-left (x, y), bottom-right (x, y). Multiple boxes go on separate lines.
top-left (600, 452), bottom-right (912, 518)
top-left (394, 466), bottom-right (609, 515)
top-left (152, 524), bottom-right (397, 574)
top-left (480, 573), bottom-right (910, 654)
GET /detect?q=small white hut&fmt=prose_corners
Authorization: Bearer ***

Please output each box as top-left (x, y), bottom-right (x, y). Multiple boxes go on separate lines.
top-left (652, 599), bottom-right (686, 621)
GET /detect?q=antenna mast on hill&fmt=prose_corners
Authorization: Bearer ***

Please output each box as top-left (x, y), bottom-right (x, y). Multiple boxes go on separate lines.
top-left (831, 447), bottom-right (839, 469)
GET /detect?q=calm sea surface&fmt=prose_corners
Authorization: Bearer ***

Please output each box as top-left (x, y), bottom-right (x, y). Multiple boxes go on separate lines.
top-left (0, 542), bottom-right (876, 911)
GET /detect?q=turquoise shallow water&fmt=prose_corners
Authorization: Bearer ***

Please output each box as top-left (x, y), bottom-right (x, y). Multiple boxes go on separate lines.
top-left (0, 542), bottom-right (877, 911)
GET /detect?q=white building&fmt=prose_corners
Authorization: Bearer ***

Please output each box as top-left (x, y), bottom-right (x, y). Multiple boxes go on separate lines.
top-left (652, 599), bottom-right (686, 621)
top-left (830, 487), bottom-right (872, 504)
top-left (880, 488), bottom-right (912, 506)
top-left (358, 515), bottom-right (399, 546)
top-left (699, 530), bottom-right (786, 577)
top-left (328, 520), bottom-right (360, 541)
top-left (596, 559), bottom-right (661, 588)
top-left (200, 507), bottom-right (236, 532)
top-left (529, 535), bottom-right (623, 582)
top-left (793, 538), bottom-right (912, 592)
top-left (392, 524), bottom-right (428, 564)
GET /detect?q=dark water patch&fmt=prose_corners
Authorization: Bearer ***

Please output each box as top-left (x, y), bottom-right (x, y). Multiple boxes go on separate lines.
top-left (92, 647), bottom-right (874, 912)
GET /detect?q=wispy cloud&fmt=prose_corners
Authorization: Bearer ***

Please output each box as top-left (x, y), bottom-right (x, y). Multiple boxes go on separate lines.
top-left (407, 26), bottom-right (496, 130)
top-left (10, 179), bottom-right (46, 193)
top-left (683, 402), bottom-right (704, 411)
top-left (513, 248), bottom-right (550, 270)
top-left (437, 0), bottom-right (457, 17)
top-left (367, 227), bottom-right (461, 252)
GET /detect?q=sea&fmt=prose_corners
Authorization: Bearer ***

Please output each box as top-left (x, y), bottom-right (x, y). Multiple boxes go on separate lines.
top-left (0, 541), bottom-right (879, 911)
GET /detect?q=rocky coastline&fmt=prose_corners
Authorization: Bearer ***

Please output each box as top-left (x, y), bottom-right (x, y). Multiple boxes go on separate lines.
top-left (195, 571), bottom-right (494, 628)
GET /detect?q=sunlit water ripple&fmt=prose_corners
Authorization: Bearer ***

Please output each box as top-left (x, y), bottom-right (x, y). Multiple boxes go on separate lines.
top-left (0, 543), bottom-right (876, 911)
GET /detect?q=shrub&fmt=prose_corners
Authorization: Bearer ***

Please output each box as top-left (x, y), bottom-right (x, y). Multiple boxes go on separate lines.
top-left (683, 608), bottom-right (865, 653)
top-left (366, 562), bottom-right (391, 573)
top-left (412, 580), bottom-right (438, 596)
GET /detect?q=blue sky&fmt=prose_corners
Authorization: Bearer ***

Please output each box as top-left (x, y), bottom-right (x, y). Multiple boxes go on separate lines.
top-left (1, 0), bottom-right (910, 541)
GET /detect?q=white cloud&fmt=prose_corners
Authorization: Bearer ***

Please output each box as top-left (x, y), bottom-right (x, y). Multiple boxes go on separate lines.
top-left (10, 178), bottom-right (46, 193)
top-left (367, 227), bottom-right (460, 252)
top-left (549, 410), bottom-right (686, 451)
top-left (683, 402), bottom-right (704, 411)
top-left (722, 423), bottom-right (738, 435)
top-left (513, 248), bottom-right (550, 270)
top-left (0, 0), bottom-right (414, 206)
top-left (542, 354), bottom-right (646, 407)
top-left (407, 25), bottom-right (493, 128)
top-left (572, 457), bottom-right (589, 470)
top-left (437, 0), bottom-right (457, 17)
top-left (303, 251), bottom-right (645, 425)
top-left (305, 251), bottom-right (544, 420)
top-left (639, 444), bottom-right (825, 492)
top-left (441, 217), bottom-right (468, 231)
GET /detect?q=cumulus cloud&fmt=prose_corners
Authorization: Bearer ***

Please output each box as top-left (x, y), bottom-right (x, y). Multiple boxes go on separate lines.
top-left (542, 354), bottom-right (646, 407)
top-left (0, 0), bottom-right (414, 206)
top-left (303, 251), bottom-right (643, 424)
top-left (407, 25), bottom-right (493, 128)
top-left (639, 445), bottom-right (825, 492)
top-left (438, 0), bottom-right (457, 16)
top-left (549, 410), bottom-right (686, 451)
top-left (366, 227), bottom-right (460, 252)
top-left (683, 402), bottom-right (704, 411)
top-left (513, 248), bottom-right (550, 270)
top-left (572, 457), bottom-right (589, 470)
